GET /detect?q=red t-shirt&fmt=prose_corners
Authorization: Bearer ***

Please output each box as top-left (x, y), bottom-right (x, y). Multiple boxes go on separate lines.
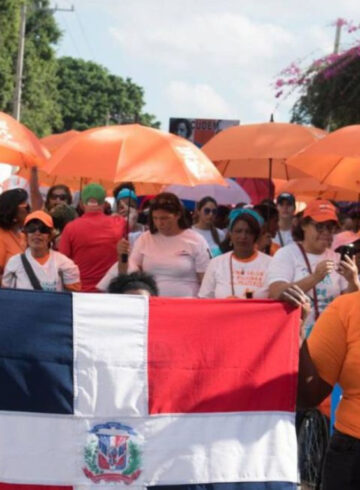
top-left (59, 212), bottom-right (125, 292)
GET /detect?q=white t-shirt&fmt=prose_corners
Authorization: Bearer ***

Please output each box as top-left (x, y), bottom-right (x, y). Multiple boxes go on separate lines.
top-left (128, 229), bottom-right (210, 297)
top-left (192, 227), bottom-right (226, 257)
top-left (199, 250), bottom-right (272, 299)
top-left (266, 243), bottom-right (347, 335)
top-left (2, 248), bottom-right (80, 292)
top-left (273, 229), bottom-right (294, 247)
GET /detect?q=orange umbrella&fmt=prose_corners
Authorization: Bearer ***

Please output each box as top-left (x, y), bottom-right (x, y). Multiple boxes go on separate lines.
top-left (43, 124), bottom-right (226, 187)
top-left (286, 125), bottom-right (360, 193)
top-left (41, 130), bottom-right (79, 155)
top-left (275, 177), bottom-right (360, 202)
top-left (16, 167), bottom-right (162, 195)
top-left (0, 111), bottom-right (49, 167)
top-left (202, 122), bottom-right (326, 179)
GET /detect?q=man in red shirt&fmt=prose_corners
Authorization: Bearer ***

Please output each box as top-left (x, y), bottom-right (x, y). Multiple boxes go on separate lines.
top-left (59, 183), bottom-right (126, 292)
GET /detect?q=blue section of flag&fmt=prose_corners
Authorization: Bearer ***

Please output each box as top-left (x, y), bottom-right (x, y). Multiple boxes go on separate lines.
top-left (150, 482), bottom-right (296, 489)
top-left (0, 289), bottom-right (73, 414)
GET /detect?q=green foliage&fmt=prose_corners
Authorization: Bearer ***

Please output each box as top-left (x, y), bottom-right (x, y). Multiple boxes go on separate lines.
top-left (0, 0), bottom-right (21, 111)
top-left (57, 57), bottom-right (160, 131)
top-left (21, 0), bottom-right (63, 136)
top-left (291, 50), bottom-right (360, 130)
top-left (84, 438), bottom-right (103, 475)
top-left (0, 1), bottom-right (159, 135)
top-left (122, 441), bottom-right (141, 476)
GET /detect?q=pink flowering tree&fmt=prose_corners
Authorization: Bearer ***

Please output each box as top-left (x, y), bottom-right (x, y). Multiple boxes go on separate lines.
top-left (275, 19), bottom-right (360, 129)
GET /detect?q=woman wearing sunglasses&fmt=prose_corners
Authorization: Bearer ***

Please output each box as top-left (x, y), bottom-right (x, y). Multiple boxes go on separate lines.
top-left (199, 208), bottom-right (271, 299)
top-left (2, 211), bottom-right (80, 292)
top-left (45, 185), bottom-right (72, 212)
top-left (0, 188), bottom-right (30, 283)
top-left (192, 197), bottom-right (225, 257)
top-left (267, 200), bottom-right (360, 337)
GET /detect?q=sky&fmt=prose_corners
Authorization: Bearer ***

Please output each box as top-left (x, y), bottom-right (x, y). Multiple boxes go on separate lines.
top-left (1, 0), bottom-right (360, 182)
top-left (52, 0), bottom-right (360, 127)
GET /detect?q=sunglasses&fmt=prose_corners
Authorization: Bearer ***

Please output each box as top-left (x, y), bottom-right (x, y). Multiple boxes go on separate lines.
top-left (50, 193), bottom-right (67, 201)
top-left (311, 221), bottom-right (337, 233)
top-left (25, 222), bottom-right (52, 234)
top-left (203, 208), bottom-right (217, 215)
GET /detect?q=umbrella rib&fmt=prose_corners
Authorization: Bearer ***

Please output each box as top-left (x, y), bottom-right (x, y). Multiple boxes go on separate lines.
top-left (319, 157), bottom-right (342, 184)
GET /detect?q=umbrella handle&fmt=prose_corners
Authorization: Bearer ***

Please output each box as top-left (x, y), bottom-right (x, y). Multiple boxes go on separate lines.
top-left (120, 195), bottom-right (132, 264)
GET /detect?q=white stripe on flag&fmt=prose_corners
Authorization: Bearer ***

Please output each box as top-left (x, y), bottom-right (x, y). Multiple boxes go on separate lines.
top-left (0, 412), bottom-right (297, 485)
top-left (73, 293), bottom-right (149, 417)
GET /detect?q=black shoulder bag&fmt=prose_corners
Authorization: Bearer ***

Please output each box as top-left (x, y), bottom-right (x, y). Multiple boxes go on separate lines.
top-left (20, 253), bottom-right (43, 290)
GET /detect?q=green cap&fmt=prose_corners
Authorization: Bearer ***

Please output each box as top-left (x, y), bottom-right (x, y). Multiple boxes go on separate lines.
top-left (81, 183), bottom-right (106, 204)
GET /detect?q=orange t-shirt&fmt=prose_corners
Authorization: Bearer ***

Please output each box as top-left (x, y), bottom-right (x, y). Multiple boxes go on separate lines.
top-left (0, 229), bottom-right (26, 270)
top-left (308, 291), bottom-right (360, 438)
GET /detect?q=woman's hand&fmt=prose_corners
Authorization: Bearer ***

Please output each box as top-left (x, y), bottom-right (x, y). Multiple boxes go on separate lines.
top-left (338, 255), bottom-right (360, 290)
top-left (313, 259), bottom-right (335, 282)
top-left (280, 285), bottom-right (311, 342)
top-left (280, 284), bottom-right (310, 310)
top-left (117, 238), bottom-right (130, 258)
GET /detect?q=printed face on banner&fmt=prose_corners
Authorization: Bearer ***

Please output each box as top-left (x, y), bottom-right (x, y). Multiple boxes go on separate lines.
top-left (169, 118), bottom-right (239, 147)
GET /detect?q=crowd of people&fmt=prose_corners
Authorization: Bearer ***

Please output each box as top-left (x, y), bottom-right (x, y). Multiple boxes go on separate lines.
top-left (0, 180), bottom-right (359, 488)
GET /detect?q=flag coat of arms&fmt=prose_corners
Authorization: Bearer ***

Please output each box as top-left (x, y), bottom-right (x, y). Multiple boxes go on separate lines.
top-left (0, 289), bottom-right (299, 490)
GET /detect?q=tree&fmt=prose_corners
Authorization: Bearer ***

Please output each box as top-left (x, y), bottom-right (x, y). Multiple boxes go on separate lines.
top-left (0, 0), bottom-right (22, 111)
top-left (0, 0), bottom-right (62, 136)
top-left (21, 0), bottom-right (63, 136)
top-left (290, 49), bottom-right (360, 130)
top-left (0, 1), bottom-right (159, 136)
top-left (275, 19), bottom-right (360, 130)
top-left (57, 57), bottom-right (160, 131)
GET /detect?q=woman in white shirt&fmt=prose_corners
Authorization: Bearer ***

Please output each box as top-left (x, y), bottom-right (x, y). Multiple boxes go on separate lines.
top-left (199, 208), bottom-right (271, 299)
top-left (192, 197), bottom-right (225, 257)
top-left (267, 200), bottom-right (359, 337)
top-left (2, 210), bottom-right (80, 292)
top-left (127, 193), bottom-right (210, 297)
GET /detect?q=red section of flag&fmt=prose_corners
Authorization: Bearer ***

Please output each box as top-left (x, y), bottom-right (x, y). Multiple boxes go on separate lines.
top-left (0, 486), bottom-right (71, 490)
top-left (148, 298), bottom-right (299, 414)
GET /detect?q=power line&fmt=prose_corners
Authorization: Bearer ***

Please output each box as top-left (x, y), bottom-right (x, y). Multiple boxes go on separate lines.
top-left (60, 10), bottom-right (82, 58)
top-left (74, 7), bottom-right (96, 59)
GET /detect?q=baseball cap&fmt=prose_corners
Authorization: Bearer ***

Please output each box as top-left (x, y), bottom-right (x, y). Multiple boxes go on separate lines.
top-left (24, 210), bottom-right (53, 229)
top-left (303, 199), bottom-right (338, 223)
top-left (331, 231), bottom-right (360, 251)
top-left (81, 183), bottom-right (106, 204)
top-left (276, 192), bottom-right (295, 206)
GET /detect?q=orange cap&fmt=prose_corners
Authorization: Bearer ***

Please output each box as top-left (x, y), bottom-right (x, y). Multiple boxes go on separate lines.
top-left (303, 199), bottom-right (338, 223)
top-left (24, 210), bottom-right (53, 229)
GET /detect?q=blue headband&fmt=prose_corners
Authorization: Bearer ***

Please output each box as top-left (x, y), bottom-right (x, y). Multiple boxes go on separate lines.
top-left (116, 189), bottom-right (137, 202)
top-left (229, 208), bottom-right (264, 229)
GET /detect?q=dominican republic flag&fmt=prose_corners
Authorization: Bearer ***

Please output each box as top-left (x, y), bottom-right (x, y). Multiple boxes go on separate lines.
top-left (0, 289), bottom-right (299, 490)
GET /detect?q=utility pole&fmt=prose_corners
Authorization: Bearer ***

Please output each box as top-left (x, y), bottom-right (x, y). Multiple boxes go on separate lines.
top-left (12, 2), bottom-right (27, 121)
top-left (333, 22), bottom-right (342, 55)
top-left (12, 3), bottom-right (74, 122)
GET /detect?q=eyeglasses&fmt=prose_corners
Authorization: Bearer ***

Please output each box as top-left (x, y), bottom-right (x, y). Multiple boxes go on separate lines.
top-left (24, 222), bottom-right (52, 234)
top-left (311, 221), bottom-right (337, 233)
top-left (18, 203), bottom-right (30, 213)
top-left (203, 208), bottom-right (217, 215)
top-left (50, 193), bottom-right (67, 201)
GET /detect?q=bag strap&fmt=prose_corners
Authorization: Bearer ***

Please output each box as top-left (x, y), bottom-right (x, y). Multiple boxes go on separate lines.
top-left (278, 231), bottom-right (284, 247)
top-left (20, 253), bottom-right (43, 291)
top-left (296, 243), bottom-right (320, 320)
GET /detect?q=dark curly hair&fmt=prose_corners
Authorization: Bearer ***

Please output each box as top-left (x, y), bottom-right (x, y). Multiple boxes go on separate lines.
top-left (108, 272), bottom-right (159, 296)
top-left (148, 192), bottom-right (189, 233)
top-left (45, 185), bottom-right (72, 210)
top-left (169, 118), bottom-right (193, 139)
top-left (0, 188), bottom-right (28, 230)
